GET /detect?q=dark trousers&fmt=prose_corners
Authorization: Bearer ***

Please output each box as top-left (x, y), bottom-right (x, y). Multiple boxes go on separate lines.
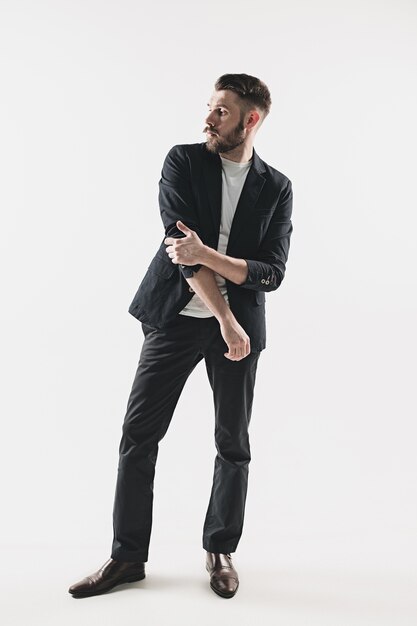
top-left (111, 314), bottom-right (260, 562)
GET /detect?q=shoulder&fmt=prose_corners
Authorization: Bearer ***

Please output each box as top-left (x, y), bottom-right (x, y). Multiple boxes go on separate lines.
top-left (259, 155), bottom-right (292, 190)
top-left (161, 143), bottom-right (206, 174)
top-left (164, 142), bottom-right (205, 160)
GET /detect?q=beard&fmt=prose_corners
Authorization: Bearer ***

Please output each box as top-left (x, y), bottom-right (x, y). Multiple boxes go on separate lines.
top-left (205, 113), bottom-right (246, 154)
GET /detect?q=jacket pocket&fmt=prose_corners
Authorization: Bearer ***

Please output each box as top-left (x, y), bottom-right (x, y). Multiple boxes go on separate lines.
top-left (148, 256), bottom-right (177, 279)
top-left (255, 291), bottom-right (265, 305)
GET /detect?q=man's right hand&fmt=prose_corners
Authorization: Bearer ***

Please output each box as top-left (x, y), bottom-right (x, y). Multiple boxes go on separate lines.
top-left (220, 318), bottom-right (251, 361)
top-left (184, 266), bottom-right (251, 360)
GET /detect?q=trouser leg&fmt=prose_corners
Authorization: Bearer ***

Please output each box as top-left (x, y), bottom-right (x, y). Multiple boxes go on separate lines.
top-left (202, 332), bottom-right (261, 554)
top-left (111, 319), bottom-right (203, 562)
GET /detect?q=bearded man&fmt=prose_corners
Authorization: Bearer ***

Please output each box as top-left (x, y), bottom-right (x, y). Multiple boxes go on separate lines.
top-left (69, 73), bottom-right (293, 600)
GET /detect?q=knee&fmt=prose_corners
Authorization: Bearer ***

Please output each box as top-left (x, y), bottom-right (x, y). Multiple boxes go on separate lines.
top-left (215, 435), bottom-right (251, 465)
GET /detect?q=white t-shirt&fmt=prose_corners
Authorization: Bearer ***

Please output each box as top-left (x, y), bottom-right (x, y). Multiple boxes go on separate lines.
top-left (179, 154), bottom-right (252, 318)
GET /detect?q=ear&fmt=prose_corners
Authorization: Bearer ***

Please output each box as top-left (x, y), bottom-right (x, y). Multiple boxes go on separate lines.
top-left (246, 109), bottom-right (261, 130)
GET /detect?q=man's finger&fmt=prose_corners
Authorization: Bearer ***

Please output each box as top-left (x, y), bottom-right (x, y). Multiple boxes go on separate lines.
top-left (224, 348), bottom-right (242, 361)
top-left (176, 220), bottom-right (192, 235)
top-left (224, 348), bottom-right (249, 361)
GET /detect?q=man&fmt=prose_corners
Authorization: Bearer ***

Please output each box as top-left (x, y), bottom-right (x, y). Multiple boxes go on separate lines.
top-left (68, 73), bottom-right (293, 600)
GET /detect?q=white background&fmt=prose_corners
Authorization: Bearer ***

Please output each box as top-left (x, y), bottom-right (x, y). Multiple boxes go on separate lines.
top-left (1, 0), bottom-right (416, 624)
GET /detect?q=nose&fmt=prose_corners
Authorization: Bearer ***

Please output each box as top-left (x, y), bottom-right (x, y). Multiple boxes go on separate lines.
top-left (205, 110), bottom-right (216, 127)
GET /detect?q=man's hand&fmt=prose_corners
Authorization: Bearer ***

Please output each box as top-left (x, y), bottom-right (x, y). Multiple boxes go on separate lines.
top-left (164, 221), bottom-right (206, 265)
top-left (220, 317), bottom-right (251, 361)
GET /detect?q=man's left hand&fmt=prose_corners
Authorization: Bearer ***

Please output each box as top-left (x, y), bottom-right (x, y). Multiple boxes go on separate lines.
top-left (164, 221), bottom-right (206, 265)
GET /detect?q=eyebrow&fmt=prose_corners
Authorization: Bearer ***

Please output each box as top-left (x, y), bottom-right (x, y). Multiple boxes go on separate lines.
top-left (207, 102), bottom-right (230, 109)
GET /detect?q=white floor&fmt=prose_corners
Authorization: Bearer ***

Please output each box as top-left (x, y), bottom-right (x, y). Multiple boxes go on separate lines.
top-left (2, 543), bottom-right (416, 626)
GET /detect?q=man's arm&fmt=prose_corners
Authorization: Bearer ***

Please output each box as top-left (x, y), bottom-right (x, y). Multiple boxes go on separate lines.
top-left (165, 221), bottom-right (248, 283)
top-left (196, 247), bottom-right (248, 284)
top-left (165, 179), bottom-right (293, 292)
top-left (183, 266), bottom-right (250, 361)
top-left (158, 145), bottom-right (204, 278)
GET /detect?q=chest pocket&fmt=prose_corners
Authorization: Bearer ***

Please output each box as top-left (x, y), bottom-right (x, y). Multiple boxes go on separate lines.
top-left (254, 209), bottom-right (275, 219)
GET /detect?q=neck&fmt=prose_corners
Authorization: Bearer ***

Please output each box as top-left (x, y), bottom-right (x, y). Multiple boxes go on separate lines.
top-left (219, 141), bottom-right (254, 163)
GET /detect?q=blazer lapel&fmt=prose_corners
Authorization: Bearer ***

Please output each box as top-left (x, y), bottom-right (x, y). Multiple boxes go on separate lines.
top-left (202, 144), bottom-right (222, 237)
top-left (226, 148), bottom-right (266, 251)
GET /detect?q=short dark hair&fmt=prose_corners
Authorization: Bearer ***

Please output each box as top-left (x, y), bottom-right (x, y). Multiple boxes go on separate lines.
top-left (214, 73), bottom-right (272, 121)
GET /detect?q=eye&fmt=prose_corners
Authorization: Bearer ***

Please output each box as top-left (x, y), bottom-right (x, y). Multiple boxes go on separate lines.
top-left (206, 106), bottom-right (228, 116)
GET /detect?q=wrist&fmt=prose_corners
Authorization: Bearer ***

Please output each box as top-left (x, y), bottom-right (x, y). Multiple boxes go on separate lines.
top-left (200, 244), bottom-right (214, 266)
top-left (218, 307), bottom-right (235, 325)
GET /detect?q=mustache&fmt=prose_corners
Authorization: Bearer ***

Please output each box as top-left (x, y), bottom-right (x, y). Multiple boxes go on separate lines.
top-left (204, 127), bottom-right (218, 135)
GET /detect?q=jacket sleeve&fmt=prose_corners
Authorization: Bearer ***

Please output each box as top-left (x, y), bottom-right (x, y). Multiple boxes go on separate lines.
top-left (158, 144), bottom-right (202, 278)
top-left (240, 179), bottom-right (293, 292)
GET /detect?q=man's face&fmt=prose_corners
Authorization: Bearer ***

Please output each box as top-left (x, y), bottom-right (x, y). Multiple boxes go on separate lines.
top-left (203, 90), bottom-right (248, 154)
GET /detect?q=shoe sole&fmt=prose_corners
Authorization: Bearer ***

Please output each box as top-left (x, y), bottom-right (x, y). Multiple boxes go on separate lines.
top-left (69, 572), bottom-right (146, 598)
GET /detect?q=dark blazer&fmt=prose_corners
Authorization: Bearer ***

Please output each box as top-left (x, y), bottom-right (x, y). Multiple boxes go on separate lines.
top-left (127, 141), bottom-right (293, 351)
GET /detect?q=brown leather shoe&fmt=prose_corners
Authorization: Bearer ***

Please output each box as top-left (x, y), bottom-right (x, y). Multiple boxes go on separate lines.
top-left (206, 552), bottom-right (239, 598)
top-left (68, 558), bottom-right (145, 598)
